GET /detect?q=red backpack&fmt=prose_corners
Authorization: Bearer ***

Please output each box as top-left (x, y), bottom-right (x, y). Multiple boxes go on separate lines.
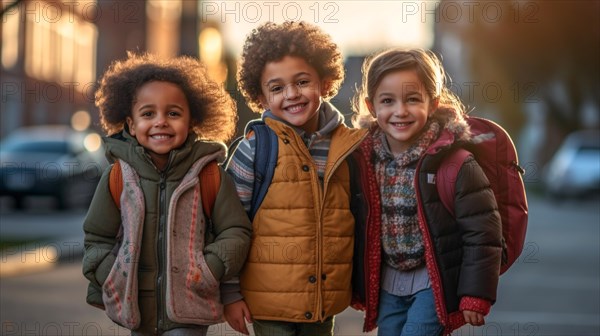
top-left (436, 117), bottom-right (528, 274)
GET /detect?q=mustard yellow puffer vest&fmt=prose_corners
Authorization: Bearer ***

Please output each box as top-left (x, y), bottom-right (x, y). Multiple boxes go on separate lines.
top-left (240, 119), bottom-right (367, 322)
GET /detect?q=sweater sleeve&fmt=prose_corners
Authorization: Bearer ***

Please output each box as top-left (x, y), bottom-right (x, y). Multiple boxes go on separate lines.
top-left (453, 156), bottom-right (503, 303)
top-left (203, 166), bottom-right (252, 282)
top-left (225, 135), bottom-right (256, 213)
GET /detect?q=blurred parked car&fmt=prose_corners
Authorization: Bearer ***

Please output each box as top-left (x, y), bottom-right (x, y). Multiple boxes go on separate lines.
top-left (0, 125), bottom-right (108, 209)
top-left (543, 129), bottom-right (600, 199)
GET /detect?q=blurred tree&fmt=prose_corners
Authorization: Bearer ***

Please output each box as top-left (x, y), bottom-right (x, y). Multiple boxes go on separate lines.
top-left (435, 0), bottom-right (599, 165)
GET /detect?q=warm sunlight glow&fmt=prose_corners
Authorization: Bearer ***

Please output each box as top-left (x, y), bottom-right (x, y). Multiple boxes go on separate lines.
top-left (199, 27), bottom-right (223, 65)
top-left (210, 1), bottom-right (438, 57)
top-left (146, 0), bottom-right (182, 58)
top-left (198, 27), bottom-right (227, 83)
top-left (75, 22), bottom-right (98, 84)
top-left (58, 20), bottom-right (75, 83)
top-left (23, 7), bottom-right (97, 87)
top-left (83, 133), bottom-right (102, 152)
top-left (1, 5), bottom-right (20, 69)
top-left (71, 110), bottom-right (91, 131)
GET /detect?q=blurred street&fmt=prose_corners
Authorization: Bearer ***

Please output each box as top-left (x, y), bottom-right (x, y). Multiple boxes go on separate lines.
top-left (1, 192), bottom-right (599, 336)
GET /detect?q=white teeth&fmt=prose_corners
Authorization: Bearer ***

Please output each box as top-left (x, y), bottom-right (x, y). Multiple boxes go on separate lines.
top-left (286, 104), bottom-right (305, 113)
top-left (152, 135), bottom-right (171, 139)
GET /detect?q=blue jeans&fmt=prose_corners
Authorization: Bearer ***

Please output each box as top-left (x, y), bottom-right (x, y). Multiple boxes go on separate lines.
top-left (377, 288), bottom-right (443, 336)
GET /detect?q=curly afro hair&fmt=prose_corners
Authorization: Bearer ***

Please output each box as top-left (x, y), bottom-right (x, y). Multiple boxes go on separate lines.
top-left (95, 52), bottom-right (237, 143)
top-left (237, 21), bottom-right (344, 112)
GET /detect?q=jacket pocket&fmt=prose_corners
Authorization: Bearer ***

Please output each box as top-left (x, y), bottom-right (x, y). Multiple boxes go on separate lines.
top-left (86, 282), bottom-right (105, 310)
top-left (166, 252), bottom-right (223, 325)
top-left (96, 252), bottom-right (117, 286)
top-left (84, 251), bottom-right (116, 310)
top-left (102, 252), bottom-right (141, 330)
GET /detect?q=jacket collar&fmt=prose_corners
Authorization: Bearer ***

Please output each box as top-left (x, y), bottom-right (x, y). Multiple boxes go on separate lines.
top-left (262, 101), bottom-right (344, 148)
top-left (425, 107), bottom-right (472, 154)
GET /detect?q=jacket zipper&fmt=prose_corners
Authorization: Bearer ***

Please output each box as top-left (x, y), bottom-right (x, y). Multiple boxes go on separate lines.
top-left (156, 153), bottom-right (174, 332)
top-left (314, 165), bottom-right (323, 321)
top-left (156, 171), bottom-right (167, 331)
top-left (300, 133), bottom-right (324, 321)
top-left (286, 130), bottom-right (324, 321)
top-left (291, 126), bottom-right (367, 321)
top-left (414, 155), bottom-right (449, 330)
top-left (320, 131), bottom-right (368, 320)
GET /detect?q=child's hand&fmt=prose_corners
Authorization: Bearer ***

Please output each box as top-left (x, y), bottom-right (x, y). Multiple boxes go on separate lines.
top-left (463, 310), bottom-right (485, 326)
top-left (224, 300), bottom-right (252, 335)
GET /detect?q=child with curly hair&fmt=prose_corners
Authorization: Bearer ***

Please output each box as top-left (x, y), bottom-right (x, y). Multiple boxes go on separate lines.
top-left (223, 21), bottom-right (367, 336)
top-left (82, 52), bottom-right (252, 335)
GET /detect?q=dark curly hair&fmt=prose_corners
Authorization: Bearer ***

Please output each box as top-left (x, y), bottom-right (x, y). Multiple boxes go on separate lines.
top-left (95, 52), bottom-right (237, 143)
top-left (237, 21), bottom-right (344, 112)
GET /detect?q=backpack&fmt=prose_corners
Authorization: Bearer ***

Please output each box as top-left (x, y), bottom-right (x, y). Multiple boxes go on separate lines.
top-left (109, 160), bottom-right (221, 227)
top-left (226, 119), bottom-right (279, 221)
top-left (436, 116), bottom-right (528, 275)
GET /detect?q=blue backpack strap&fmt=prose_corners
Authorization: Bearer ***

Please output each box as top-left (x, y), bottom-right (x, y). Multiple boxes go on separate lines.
top-left (224, 135), bottom-right (244, 168)
top-left (246, 120), bottom-right (279, 221)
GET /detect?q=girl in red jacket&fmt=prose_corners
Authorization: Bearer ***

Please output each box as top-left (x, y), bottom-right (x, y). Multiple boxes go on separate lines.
top-left (351, 48), bottom-right (503, 335)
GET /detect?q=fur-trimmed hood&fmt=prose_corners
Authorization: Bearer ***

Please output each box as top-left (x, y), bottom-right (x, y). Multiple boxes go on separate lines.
top-left (426, 107), bottom-right (472, 153)
top-left (429, 107), bottom-right (502, 155)
top-left (432, 107), bottom-right (471, 142)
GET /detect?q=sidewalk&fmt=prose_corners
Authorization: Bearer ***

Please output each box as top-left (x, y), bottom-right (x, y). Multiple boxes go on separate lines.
top-left (0, 204), bottom-right (86, 277)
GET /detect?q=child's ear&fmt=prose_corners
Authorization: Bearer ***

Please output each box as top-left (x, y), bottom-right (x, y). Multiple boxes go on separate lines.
top-left (320, 80), bottom-right (332, 97)
top-left (429, 98), bottom-right (440, 116)
top-left (126, 116), bottom-right (136, 136)
top-left (258, 94), bottom-right (268, 110)
top-left (365, 98), bottom-right (376, 118)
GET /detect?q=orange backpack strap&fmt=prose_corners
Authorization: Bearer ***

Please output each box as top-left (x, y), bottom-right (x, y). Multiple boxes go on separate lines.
top-left (109, 161), bottom-right (123, 210)
top-left (199, 160), bottom-right (220, 219)
top-left (108, 160), bottom-right (220, 219)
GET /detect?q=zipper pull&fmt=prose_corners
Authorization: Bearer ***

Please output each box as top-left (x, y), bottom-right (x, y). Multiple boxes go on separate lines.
top-left (511, 160), bottom-right (525, 175)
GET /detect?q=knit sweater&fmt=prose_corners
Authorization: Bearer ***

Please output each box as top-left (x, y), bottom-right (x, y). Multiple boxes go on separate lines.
top-left (373, 121), bottom-right (440, 271)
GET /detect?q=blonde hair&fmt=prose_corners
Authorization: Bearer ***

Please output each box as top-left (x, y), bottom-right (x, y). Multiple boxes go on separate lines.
top-left (352, 48), bottom-right (465, 128)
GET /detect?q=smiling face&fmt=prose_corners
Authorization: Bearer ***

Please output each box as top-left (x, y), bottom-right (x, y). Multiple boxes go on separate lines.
top-left (259, 56), bottom-right (328, 134)
top-left (126, 81), bottom-right (191, 170)
top-left (367, 69), bottom-right (438, 155)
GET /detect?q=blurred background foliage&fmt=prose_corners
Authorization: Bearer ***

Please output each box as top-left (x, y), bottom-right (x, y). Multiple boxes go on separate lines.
top-left (433, 0), bottom-right (599, 166)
